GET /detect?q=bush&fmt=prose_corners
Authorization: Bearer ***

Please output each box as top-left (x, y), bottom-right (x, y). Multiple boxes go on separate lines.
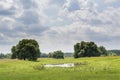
top-left (48, 50), bottom-right (64, 59)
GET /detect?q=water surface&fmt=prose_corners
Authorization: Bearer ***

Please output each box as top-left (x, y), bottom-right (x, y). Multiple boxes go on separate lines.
top-left (44, 63), bottom-right (74, 67)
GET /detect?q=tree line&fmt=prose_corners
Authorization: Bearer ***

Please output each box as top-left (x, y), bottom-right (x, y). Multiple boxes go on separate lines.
top-left (10, 39), bottom-right (115, 61)
top-left (0, 53), bottom-right (11, 59)
top-left (108, 50), bottom-right (120, 56)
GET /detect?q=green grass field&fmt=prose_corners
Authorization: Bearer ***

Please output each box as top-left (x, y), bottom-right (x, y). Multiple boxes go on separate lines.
top-left (0, 56), bottom-right (120, 80)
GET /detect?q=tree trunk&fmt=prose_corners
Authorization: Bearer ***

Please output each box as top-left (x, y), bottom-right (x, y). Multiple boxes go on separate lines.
top-left (24, 57), bottom-right (26, 60)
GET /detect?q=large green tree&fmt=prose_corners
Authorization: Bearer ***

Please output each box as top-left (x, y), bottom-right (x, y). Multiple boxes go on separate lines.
top-left (74, 41), bottom-right (101, 58)
top-left (11, 39), bottom-right (41, 61)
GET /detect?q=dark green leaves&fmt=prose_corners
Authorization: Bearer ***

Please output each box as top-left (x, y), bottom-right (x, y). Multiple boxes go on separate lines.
top-left (11, 39), bottom-right (41, 61)
top-left (74, 41), bottom-right (107, 58)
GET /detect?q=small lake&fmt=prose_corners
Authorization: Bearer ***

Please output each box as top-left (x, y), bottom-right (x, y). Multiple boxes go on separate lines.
top-left (44, 63), bottom-right (75, 67)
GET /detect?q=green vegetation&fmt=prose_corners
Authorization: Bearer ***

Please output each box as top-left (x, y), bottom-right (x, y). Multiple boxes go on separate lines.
top-left (1, 40), bottom-right (119, 80)
top-left (48, 50), bottom-right (64, 59)
top-left (11, 39), bottom-right (41, 61)
top-left (0, 53), bottom-right (11, 59)
top-left (108, 50), bottom-right (120, 56)
top-left (0, 56), bottom-right (120, 80)
top-left (64, 52), bottom-right (73, 57)
top-left (74, 41), bottom-right (107, 58)
top-left (40, 53), bottom-right (48, 58)
top-left (98, 46), bottom-right (108, 56)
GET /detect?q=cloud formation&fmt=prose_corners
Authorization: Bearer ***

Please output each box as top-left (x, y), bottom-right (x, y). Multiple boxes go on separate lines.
top-left (0, 0), bottom-right (120, 53)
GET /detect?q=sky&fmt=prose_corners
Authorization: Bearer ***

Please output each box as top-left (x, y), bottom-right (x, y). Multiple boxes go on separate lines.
top-left (0, 0), bottom-right (120, 53)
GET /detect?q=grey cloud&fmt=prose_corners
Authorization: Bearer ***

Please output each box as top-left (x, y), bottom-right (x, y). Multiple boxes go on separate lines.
top-left (1, 25), bottom-right (48, 38)
top-left (18, 11), bottom-right (39, 25)
top-left (0, 32), bottom-right (13, 45)
top-left (49, 0), bottom-right (67, 6)
top-left (68, 0), bottom-right (80, 12)
top-left (0, 0), bottom-right (120, 53)
top-left (85, 28), bottom-right (112, 42)
top-left (20, 0), bottom-right (38, 9)
top-left (0, 6), bottom-right (17, 16)
top-left (0, 9), bottom-right (14, 16)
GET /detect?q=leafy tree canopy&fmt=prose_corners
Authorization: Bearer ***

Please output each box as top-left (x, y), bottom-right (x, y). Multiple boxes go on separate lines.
top-left (74, 41), bottom-right (107, 58)
top-left (11, 39), bottom-right (41, 61)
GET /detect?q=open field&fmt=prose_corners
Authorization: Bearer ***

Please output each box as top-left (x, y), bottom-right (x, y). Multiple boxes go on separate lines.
top-left (0, 56), bottom-right (120, 80)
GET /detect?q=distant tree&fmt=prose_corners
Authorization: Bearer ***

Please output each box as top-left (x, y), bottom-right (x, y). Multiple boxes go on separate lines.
top-left (0, 53), bottom-right (5, 59)
top-left (40, 53), bottom-right (48, 58)
top-left (5, 53), bottom-right (12, 59)
top-left (74, 41), bottom-right (101, 58)
top-left (48, 52), bottom-right (53, 58)
top-left (49, 50), bottom-right (64, 59)
top-left (107, 51), bottom-right (117, 56)
top-left (64, 52), bottom-right (73, 57)
top-left (0, 53), bottom-right (12, 59)
top-left (98, 46), bottom-right (108, 56)
top-left (11, 39), bottom-right (41, 61)
top-left (108, 50), bottom-right (120, 56)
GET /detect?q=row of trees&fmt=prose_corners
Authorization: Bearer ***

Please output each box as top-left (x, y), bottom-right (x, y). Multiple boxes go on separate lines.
top-left (11, 39), bottom-right (41, 61)
top-left (40, 52), bottom-right (73, 58)
top-left (0, 53), bottom-right (11, 59)
top-left (108, 50), bottom-right (120, 56)
top-left (74, 41), bottom-right (108, 58)
top-left (11, 39), bottom-right (109, 61)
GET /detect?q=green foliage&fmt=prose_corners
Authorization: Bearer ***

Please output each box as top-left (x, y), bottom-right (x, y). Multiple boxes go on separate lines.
top-left (74, 43), bottom-right (80, 58)
top-left (11, 46), bottom-right (17, 59)
top-left (40, 53), bottom-right (48, 58)
top-left (108, 50), bottom-right (120, 56)
top-left (0, 53), bottom-right (12, 59)
top-left (64, 53), bottom-right (73, 57)
top-left (11, 39), bottom-right (41, 61)
top-left (0, 53), bottom-right (5, 59)
top-left (48, 50), bottom-right (64, 59)
top-left (74, 41), bottom-right (109, 58)
top-left (98, 46), bottom-right (108, 56)
top-left (108, 51), bottom-right (117, 56)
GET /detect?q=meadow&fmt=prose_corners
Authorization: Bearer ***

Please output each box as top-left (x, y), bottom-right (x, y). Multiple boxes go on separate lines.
top-left (0, 56), bottom-right (120, 80)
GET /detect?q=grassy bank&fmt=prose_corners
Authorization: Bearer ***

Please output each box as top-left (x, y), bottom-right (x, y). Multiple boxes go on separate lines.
top-left (0, 56), bottom-right (120, 80)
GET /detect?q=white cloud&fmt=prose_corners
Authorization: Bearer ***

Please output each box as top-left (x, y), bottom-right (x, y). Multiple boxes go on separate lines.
top-left (0, 0), bottom-right (120, 53)
top-left (104, 0), bottom-right (117, 3)
top-left (0, 0), bottom-right (13, 10)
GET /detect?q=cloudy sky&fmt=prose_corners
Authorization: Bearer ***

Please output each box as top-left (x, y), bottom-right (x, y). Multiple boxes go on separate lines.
top-left (0, 0), bottom-right (120, 53)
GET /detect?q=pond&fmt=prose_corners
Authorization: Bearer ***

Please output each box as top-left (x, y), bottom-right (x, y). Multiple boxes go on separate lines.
top-left (44, 63), bottom-right (75, 67)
